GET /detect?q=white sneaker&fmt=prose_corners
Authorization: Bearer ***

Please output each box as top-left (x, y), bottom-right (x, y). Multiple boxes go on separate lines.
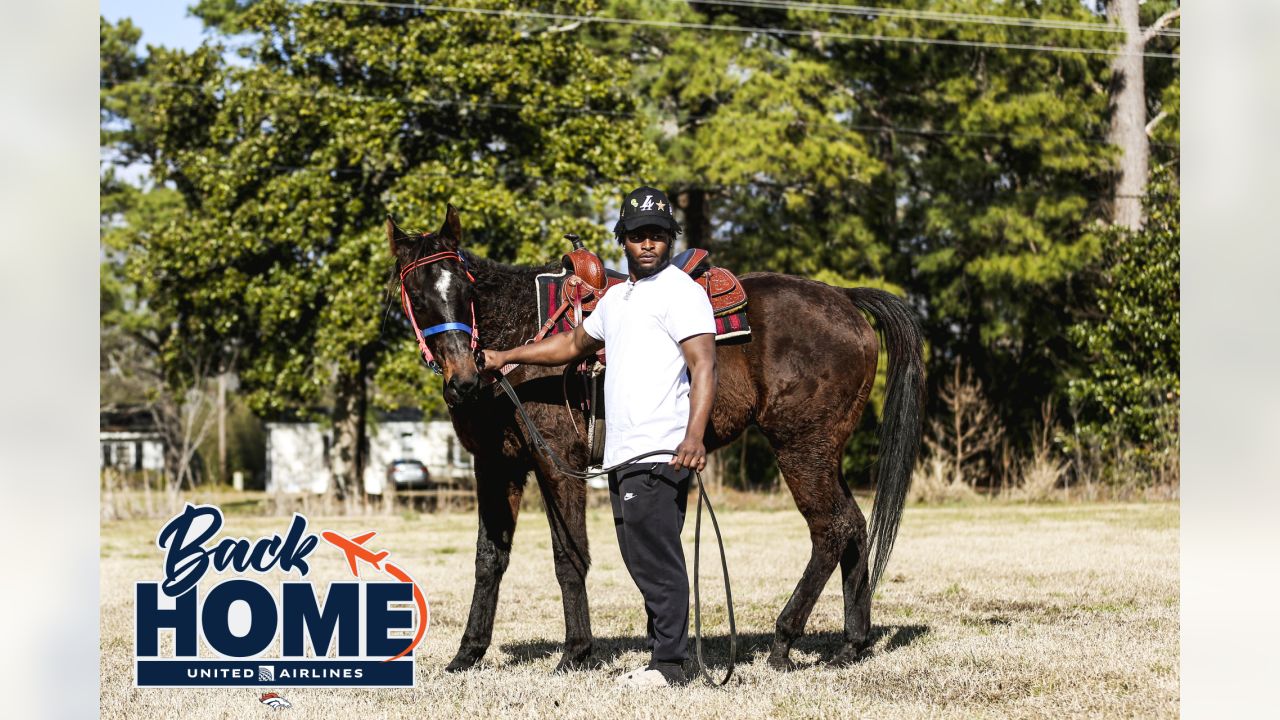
top-left (615, 667), bottom-right (670, 688)
top-left (614, 664), bottom-right (648, 684)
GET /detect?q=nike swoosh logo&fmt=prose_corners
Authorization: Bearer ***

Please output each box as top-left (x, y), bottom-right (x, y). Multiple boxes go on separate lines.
top-left (623, 492), bottom-right (636, 501)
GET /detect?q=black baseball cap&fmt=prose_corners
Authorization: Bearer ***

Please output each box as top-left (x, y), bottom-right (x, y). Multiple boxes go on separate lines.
top-left (612, 185), bottom-right (682, 237)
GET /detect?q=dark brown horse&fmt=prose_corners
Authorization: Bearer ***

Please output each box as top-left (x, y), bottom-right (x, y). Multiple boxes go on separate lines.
top-left (388, 206), bottom-right (924, 672)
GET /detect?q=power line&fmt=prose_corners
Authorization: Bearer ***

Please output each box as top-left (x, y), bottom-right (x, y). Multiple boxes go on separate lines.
top-left (306, 0), bottom-right (1179, 60)
top-left (104, 79), bottom-right (1178, 148)
top-left (689, 0), bottom-right (1179, 38)
top-left (101, 156), bottom-right (1168, 204)
top-left (102, 79), bottom-right (632, 116)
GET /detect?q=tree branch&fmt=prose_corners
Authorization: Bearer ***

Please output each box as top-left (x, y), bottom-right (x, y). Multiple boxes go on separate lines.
top-left (1145, 109), bottom-right (1169, 137)
top-left (1142, 8), bottom-right (1181, 46)
top-left (545, 20), bottom-right (582, 34)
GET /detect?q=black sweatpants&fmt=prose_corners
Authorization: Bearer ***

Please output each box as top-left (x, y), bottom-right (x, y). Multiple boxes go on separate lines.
top-left (608, 462), bottom-right (692, 664)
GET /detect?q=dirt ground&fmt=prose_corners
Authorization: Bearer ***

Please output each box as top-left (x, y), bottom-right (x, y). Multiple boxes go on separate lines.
top-left (100, 500), bottom-right (1178, 719)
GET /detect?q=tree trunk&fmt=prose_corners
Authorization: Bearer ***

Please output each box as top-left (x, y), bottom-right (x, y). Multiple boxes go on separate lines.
top-left (217, 372), bottom-right (227, 485)
top-left (330, 366), bottom-right (367, 501)
top-left (953, 363), bottom-right (965, 488)
top-left (1107, 0), bottom-right (1148, 230)
top-left (676, 188), bottom-right (712, 249)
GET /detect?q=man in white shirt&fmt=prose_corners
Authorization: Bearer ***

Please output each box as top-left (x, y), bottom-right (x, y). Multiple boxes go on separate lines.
top-left (481, 186), bottom-right (717, 687)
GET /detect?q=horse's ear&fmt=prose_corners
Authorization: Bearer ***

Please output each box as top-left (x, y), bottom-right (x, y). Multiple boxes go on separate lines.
top-left (440, 204), bottom-right (462, 250)
top-left (386, 214), bottom-right (401, 256)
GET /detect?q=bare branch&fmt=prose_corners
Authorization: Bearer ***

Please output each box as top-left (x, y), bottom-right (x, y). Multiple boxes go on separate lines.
top-left (928, 361), bottom-right (1002, 487)
top-left (545, 20), bottom-right (582, 34)
top-left (1145, 109), bottom-right (1169, 137)
top-left (1142, 8), bottom-right (1181, 45)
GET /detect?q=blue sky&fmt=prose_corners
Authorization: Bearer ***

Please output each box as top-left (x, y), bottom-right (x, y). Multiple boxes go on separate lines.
top-left (100, 1), bottom-right (207, 51)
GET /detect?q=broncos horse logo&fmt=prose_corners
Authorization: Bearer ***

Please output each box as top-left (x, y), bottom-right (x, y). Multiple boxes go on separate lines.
top-left (259, 692), bottom-right (292, 710)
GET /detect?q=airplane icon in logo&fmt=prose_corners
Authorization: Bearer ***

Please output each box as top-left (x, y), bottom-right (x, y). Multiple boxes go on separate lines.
top-left (321, 530), bottom-right (390, 576)
top-left (318, 527), bottom-right (431, 663)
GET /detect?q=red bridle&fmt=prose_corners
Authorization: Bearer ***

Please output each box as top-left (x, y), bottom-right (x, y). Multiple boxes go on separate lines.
top-left (398, 249), bottom-right (478, 376)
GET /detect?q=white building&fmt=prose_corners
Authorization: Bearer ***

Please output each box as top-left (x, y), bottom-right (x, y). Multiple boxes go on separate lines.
top-left (100, 431), bottom-right (166, 471)
top-left (265, 416), bottom-right (473, 495)
top-left (100, 407), bottom-right (165, 472)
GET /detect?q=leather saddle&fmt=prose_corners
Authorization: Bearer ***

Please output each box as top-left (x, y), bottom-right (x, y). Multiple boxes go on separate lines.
top-left (561, 246), bottom-right (625, 313)
top-left (561, 245), bottom-right (747, 316)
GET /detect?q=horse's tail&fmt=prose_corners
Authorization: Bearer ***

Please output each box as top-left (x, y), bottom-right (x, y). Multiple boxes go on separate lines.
top-left (844, 287), bottom-right (926, 593)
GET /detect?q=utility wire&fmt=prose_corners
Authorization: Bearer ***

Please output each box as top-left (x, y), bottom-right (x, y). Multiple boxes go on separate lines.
top-left (103, 79), bottom-right (1179, 148)
top-left (305, 0), bottom-right (1178, 60)
top-left (102, 79), bottom-right (632, 116)
top-left (102, 156), bottom-right (1161, 202)
top-left (688, 0), bottom-right (1179, 38)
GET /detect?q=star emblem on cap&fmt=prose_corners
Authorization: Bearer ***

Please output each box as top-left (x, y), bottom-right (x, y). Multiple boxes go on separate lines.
top-left (657, 201), bottom-right (666, 211)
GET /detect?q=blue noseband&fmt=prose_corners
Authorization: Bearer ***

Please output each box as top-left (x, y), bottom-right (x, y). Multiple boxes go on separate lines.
top-left (421, 322), bottom-right (474, 338)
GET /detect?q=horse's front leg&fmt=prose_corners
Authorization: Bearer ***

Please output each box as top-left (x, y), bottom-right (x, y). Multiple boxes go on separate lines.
top-left (532, 459), bottom-right (594, 672)
top-left (445, 456), bottom-right (525, 672)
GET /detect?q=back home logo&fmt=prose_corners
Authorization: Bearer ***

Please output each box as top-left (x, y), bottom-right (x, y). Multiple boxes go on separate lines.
top-left (134, 504), bottom-right (428, 688)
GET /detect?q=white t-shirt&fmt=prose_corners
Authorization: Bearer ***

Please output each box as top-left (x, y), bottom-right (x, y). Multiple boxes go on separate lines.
top-left (581, 263), bottom-right (717, 466)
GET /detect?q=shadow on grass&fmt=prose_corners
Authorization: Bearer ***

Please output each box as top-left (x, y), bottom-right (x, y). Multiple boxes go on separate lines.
top-left (498, 624), bottom-right (930, 670)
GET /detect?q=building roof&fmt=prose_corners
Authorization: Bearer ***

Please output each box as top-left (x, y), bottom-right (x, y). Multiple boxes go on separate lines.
top-left (100, 405), bottom-right (158, 433)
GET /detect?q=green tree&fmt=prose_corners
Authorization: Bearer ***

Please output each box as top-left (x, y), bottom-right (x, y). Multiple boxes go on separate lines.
top-left (100, 1), bottom-right (652, 497)
top-left (593, 1), bottom-right (1173, 475)
top-left (595, 0), bottom-right (887, 281)
top-left (841, 1), bottom-right (1121, 450)
top-left (1067, 166), bottom-right (1179, 459)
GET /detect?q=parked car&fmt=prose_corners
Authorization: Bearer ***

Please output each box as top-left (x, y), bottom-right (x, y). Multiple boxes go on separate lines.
top-left (386, 459), bottom-right (431, 490)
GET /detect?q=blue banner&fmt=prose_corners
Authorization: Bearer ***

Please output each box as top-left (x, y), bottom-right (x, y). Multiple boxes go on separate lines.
top-left (136, 659), bottom-right (414, 687)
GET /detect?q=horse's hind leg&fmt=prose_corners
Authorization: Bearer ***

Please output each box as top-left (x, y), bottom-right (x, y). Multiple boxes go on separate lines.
top-left (832, 501), bottom-right (873, 666)
top-left (445, 455), bottom-right (525, 672)
top-left (766, 445), bottom-right (863, 671)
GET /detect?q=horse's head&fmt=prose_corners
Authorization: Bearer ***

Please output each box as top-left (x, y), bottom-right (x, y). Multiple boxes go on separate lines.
top-left (388, 205), bottom-right (485, 407)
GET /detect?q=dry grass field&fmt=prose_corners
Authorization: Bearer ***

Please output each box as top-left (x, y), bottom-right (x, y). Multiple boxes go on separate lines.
top-left (100, 498), bottom-right (1178, 719)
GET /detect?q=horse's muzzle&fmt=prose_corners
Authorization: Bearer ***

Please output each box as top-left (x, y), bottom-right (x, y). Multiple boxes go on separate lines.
top-left (444, 373), bottom-right (484, 406)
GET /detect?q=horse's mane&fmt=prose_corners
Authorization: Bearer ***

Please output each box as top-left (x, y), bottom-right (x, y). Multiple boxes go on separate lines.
top-left (460, 250), bottom-right (560, 349)
top-left (460, 250), bottom-right (557, 296)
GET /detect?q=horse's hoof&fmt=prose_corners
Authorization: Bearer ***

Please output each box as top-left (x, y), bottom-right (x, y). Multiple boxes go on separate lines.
top-left (553, 653), bottom-right (595, 673)
top-left (829, 644), bottom-right (873, 667)
top-left (445, 649), bottom-right (483, 673)
top-left (766, 652), bottom-right (798, 672)
top-left (444, 658), bottom-right (474, 673)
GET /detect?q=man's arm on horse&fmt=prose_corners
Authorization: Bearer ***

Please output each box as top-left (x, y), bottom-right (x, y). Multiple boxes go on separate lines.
top-left (482, 324), bottom-right (603, 370)
top-left (671, 333), bottom-right (717, 472)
